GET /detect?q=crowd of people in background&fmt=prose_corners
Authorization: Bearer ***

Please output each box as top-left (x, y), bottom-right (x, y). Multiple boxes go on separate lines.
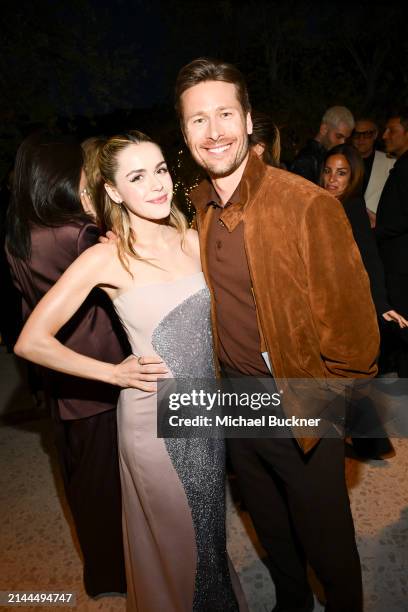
top-left (248, 103), bottom-right (408, 385)
top-left (1, 56), bottom-right (408, 612)
top-left (289, 105), bottom-right (408, 381)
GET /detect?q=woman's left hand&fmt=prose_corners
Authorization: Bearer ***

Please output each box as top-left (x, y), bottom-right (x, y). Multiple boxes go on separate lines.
top-left (99, 230), bottom-right (118, 244)
top-left (382, 310), bottom-right (408, 328)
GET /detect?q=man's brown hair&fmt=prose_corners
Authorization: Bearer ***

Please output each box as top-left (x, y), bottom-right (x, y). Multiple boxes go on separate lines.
top-left (250, 111), bottom-right (281, 168)
top-left (175, 57), bottom-right (251, 122)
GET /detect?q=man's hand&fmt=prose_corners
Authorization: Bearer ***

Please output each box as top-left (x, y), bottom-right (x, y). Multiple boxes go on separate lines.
top-left (99, 230), bottom-right (118, 244)
top-left (382, 310), bottom-right (408, 328)
top-left (112, 355), bottom-right (168, 391)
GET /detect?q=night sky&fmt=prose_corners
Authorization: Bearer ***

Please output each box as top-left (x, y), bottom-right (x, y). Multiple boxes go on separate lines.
top-left (1, 0), bottom-right (408, 176)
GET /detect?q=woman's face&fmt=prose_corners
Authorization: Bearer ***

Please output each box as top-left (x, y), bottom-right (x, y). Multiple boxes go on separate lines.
top-left (105, 142), bottom-right (173, 221)
top-left (322, 154), bottom-right (351, 198)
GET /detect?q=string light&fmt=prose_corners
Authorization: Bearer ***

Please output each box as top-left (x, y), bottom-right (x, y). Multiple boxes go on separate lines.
top-left (171, 148), bottom-right (202, 226)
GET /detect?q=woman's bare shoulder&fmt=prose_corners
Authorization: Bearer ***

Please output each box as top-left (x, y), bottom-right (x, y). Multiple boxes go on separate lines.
top-left (66, 242), bottom-right (121, 283)
top-left (77, 241), bottom-right (118, 264)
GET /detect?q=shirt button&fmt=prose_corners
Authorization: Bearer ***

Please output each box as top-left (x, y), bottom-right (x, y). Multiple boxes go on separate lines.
top-left (216, 240), bottom-right (222, 248)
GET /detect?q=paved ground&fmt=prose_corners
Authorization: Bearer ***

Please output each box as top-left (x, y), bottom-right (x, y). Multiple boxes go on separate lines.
top-left (0, 412), bottom-right (407, 612)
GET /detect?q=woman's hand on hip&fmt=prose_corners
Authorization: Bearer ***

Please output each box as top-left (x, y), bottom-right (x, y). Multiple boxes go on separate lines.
top-left (112, 355), bottom-right (168, 391)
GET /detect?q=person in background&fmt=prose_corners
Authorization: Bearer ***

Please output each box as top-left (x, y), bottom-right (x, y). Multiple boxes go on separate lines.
top-left (81, 136), bottom-right (106, 220)
top-left (249, 111), bottom-right (281, 168)
top-left (6, 132), bottom-right (128, 597)
top-left (321, 143), bottom-right (406, 328)
top-left (376, 108), bottom-right (408, 378)
top-left (290, 105), bottom-right (355, 184)
top-left (321, 143), bottom-right (407, 459)
top-left (351, 118), bottom-right (395, 227)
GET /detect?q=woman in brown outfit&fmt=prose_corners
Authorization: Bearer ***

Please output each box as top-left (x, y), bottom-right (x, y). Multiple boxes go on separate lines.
top-left (6, 133), bottom-right (128, 596)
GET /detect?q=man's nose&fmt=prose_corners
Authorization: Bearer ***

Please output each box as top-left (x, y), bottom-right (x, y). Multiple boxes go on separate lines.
top-left (207, 116), bottom-right (223, 140)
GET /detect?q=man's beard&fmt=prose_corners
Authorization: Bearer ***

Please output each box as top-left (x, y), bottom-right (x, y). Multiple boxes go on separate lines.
top-left (198, 140), bottom-right (249, 178)
top-left (321, 135), bottom-right (332, 151)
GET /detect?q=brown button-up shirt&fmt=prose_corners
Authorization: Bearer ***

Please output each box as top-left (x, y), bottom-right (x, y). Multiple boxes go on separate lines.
top-left (205, 184), bottom-right (269, 376)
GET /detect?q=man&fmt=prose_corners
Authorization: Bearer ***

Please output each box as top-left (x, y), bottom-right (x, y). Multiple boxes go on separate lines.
top-left (290, 106), bottom-right (354, 183)
top-left (352, 118), bottom-right (395, 226)
top-left (376, 108), bottom-right (408, 376)
top-left (174, 58), bottom-right (379, 612)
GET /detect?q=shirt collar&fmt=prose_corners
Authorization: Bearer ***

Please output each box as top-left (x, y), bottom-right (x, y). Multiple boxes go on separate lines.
top-left (207, 182), bottom-right (240, 206)
top-left (396, 149), bottom-right (408, 165)
top-left (190, 150), bottom-right (268, 232)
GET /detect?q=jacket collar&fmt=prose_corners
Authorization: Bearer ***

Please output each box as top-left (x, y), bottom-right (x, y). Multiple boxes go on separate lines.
top-left (190, 150), bottom-right (268, 232)
top-left (395, 149), bottom-right (408, 166)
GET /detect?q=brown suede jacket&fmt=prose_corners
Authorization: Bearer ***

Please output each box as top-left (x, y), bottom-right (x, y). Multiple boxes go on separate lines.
top-left (190, 151), bottom-right (380, 452)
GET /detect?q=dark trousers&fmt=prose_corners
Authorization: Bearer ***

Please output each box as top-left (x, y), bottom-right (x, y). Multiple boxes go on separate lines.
top-left (52, 406), bottom-right (126, 597)
top-left (228, 436), bottom-right (362, 612)
top-left (386, 275), bottom-right (408, 377)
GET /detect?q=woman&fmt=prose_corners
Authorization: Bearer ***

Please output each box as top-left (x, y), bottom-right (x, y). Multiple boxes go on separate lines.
top-left (321, 144), bottom-right (407, 328)
top-left (14, 131), bottom-right (246, 612)
top-left (6, 132), bottom-right (128, 596)
top-left (321, 143), bottom-right (407, 458)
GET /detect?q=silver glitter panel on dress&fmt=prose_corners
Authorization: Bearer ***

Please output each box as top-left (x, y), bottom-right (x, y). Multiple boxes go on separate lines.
top-left (152, 288), bottom-right (238, 612)
top-left (152, 287), bottom-right (215, 379)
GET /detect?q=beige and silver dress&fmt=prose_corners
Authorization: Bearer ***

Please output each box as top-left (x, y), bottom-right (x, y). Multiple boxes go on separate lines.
top-left (114, 272), bottom-right (245, 612)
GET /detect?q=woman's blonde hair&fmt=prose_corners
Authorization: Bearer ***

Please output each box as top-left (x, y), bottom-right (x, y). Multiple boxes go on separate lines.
top-left (81, 137), bottom-right (106, 219)
top-left (97, 131), bottom-right (187, 274)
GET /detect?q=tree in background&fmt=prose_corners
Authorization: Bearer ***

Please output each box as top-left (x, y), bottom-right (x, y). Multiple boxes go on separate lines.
top-left (0, 0), bottom-right (142, 178)
top-left (1, 0), bottom-right (408, 180)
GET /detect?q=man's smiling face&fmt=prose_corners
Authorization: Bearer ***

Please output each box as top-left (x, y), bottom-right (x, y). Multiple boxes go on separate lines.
top-left (180, 80), bottom-right (252, 178)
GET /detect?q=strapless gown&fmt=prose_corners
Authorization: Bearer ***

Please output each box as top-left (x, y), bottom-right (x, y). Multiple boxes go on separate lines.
top-left (113, 272), bottom-right (246, 612)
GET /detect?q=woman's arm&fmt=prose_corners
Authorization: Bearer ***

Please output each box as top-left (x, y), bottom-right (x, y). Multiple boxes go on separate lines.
top-left (14, 243), bottom-right (164, 389)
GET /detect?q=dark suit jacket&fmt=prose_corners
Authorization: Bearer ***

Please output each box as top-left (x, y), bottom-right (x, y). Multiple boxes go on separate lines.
top-left (290, 139), bottom-right (327, 184)
top-left (343, 195), bottom-right (390, 316)
top-left (7, 222), bottom-right (129, 420)
top-left (376, 150), bottom-right (408, 275)
top-left (375, 150), bottom-right (408, 320)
